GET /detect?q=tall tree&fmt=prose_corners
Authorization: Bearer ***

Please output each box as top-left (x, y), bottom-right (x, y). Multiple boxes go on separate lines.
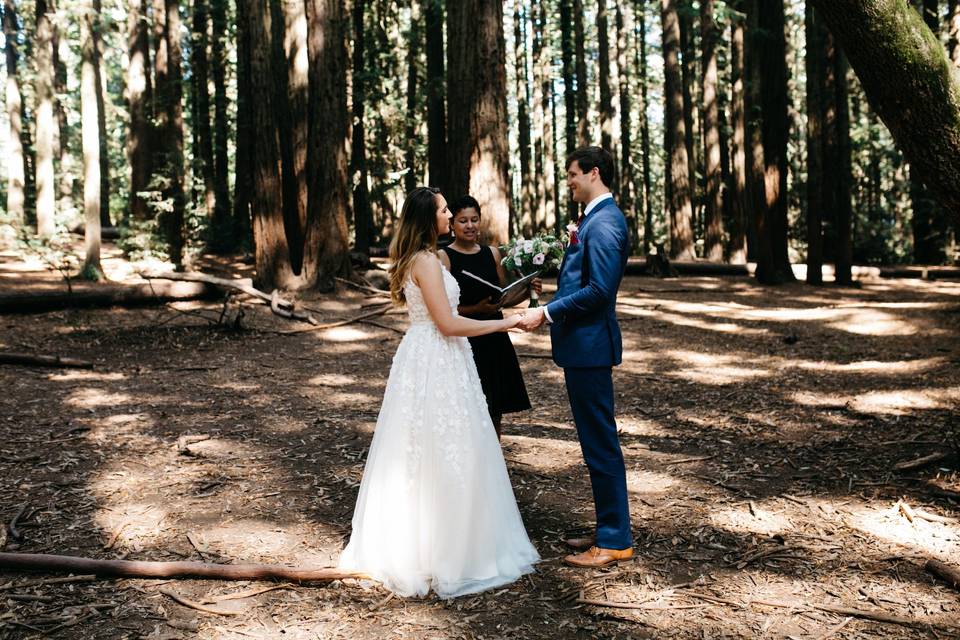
top-left (805, 4), bottom-right (825, 284)
top-left (727, 0), bottom-right (748, 263)
top-left (701, 0), bottom-right (723, 261)
top-left (404, 2), bottom-right (421, 194)
top-left (425, 0), bottom-right (447, 194)
top-left (662, 0), bottom-right (695, 259)
top-left (810, 0), bottom-right (960, 223)
top-left (209, 0), bottom-right (232, 249)
top-left (597, 0), bottom-right (613, 151)
top-left (447, 0), bottom-right (513, 245)
top-left (616, 4), bottom-right (636, 247)
top-left (636, 0), bottom-right (654, 255)
top-left (233, 0), bottom-right (253, 246)
top-left (747, 0), bottom-right (794, 283)
top-left (158, 0), bottom-right (186, 266)
top-left (678, 0), bottom-right (698, 235)
top-left (3, 0), bottom-right (25, 226)
top-left (35, 0), bottom-right (56, 238)
top-left (560, 0), bottom-right (578, 221)
top-left (574, 0), bottom-right (589, 144)
top-left (304, 0), bottom-right (351, 289)
top-left (192, 0), bottom-right (216, 230)
top-left (52, 0), bottom-right (71, 216)
top-left (126, 0), bottom-right (153, 222)
top-left (350, 0), bottom-right (372, 253)
top-left (80, 0), bottom-right (102, 278)
top-left (532, 0), bottom-right (551, 231)
top-left (824, 37), bottom-right (853, 283)
top-left (94, 0), bottom-right (109, 228)
top-left (515, 0), bottom-right (534, 232)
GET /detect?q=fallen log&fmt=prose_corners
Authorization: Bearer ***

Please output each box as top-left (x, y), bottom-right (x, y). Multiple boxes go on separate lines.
top-left (925, 558), bottom-right (960, 590)
top-left (142, 271), bottom-right (316, 324)
top-left (0, 552), bottom-right (366, 584)
top-left (0, 352), bottom-right (93, 369)
top-left (893, 452), bottom-right (949, 472)
top-left (0, 282), bottom-right (214, 314)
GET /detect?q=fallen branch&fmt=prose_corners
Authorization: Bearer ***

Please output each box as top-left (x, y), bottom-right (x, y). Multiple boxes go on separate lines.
top-left (282, 304), bottom-right (393, 335)
top-left (0, 352), bottom-right (93, 369)
top-left (893, 452), bottom-right (949, 472)
top-left (160, 587), bottom-right (241, 616)
top-left (203, 584), bottom-right (290, 603)
top-left (334, 276), bottom-right (390, 297)
top-left (0, 552), bottom-right (367, 584)
top-left (925, 558), bottom-right (960, 590)
top-left (752, 598), bottom-right (945, 629)
top-left (142, 271), bottom-right (315, 324)
top-left (7, 504), bottom-right (29, 543)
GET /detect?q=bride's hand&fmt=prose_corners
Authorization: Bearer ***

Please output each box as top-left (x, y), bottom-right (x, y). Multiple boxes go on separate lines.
top-left (502, 313), bottom-right (523, 331)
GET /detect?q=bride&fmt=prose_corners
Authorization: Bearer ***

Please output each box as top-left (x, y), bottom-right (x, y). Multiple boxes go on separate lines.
top-left (337, 187), bottom-right (539, 598)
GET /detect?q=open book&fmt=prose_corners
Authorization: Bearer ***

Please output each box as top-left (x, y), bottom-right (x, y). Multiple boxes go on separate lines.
top-left (461, 270), bottom-right (539, 304)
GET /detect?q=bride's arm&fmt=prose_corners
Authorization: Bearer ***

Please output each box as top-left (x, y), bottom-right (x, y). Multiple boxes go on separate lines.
top-left (412, 254), bottom-right (519, 337)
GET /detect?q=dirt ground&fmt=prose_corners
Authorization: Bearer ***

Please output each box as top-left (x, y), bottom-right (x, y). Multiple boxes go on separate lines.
top-left (1, 244), bottom-right (959, 639)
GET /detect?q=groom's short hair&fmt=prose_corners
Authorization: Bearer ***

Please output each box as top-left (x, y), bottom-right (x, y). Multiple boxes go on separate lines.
top-left (567, 146), bottom-right (615, 188)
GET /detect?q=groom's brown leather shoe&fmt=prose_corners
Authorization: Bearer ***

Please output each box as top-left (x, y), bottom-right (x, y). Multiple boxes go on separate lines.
top-left (564, 535), bottom-right (596, 551)
top-left (563, 546), bottom-right (633, 568)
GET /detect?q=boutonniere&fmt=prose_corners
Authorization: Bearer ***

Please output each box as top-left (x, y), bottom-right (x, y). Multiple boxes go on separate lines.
top-left (566, 222), bottom-right (579, 246)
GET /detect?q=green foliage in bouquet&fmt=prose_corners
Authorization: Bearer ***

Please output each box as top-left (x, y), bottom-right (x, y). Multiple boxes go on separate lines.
top-left (499, 234), bottom-right (565, 275)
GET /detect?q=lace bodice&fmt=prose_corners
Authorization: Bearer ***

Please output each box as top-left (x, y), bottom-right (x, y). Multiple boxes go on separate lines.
top-left (404, 266), bottom-right (461, 325)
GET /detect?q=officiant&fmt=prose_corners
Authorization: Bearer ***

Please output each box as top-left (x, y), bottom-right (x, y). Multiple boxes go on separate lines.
top-left (439, 195), bottom-right (537, 439)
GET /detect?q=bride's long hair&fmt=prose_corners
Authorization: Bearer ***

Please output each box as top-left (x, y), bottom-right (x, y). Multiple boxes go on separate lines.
top-left (389, 187), bottom-right (442, 305)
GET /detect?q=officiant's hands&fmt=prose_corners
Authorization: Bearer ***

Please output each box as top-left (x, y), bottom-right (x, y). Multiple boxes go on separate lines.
top-left (459, 296), bottom-right (501, 317)
top-left (516, 306), bottom-right (546, 332)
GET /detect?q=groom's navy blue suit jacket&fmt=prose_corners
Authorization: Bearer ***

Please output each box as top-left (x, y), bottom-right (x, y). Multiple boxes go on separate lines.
top-left (546, 198), bottom-right (629, 368)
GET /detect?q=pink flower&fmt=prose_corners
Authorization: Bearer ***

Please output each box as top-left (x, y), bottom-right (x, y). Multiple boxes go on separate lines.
top-left (532, 253), bottom-right (545, 265)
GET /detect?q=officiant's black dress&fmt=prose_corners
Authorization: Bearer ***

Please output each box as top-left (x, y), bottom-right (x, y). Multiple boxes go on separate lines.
top-left (444, 245), bottom-right (531, 420)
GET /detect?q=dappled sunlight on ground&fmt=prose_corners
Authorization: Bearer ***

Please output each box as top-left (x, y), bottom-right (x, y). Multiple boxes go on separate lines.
top-left (791, 387), bottom-right (960, 415)
top-left (665, 349), bottom-right (767, 385)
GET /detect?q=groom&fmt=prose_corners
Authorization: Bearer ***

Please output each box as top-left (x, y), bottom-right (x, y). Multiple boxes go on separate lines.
top-left (518, 146), bottom-right (632, 568)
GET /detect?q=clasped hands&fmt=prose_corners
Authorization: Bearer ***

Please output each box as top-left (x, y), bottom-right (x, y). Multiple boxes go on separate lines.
top-left (510, 306), bottom-right (546, 332)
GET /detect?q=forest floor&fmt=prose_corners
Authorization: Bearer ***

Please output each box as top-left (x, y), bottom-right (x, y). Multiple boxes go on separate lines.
top-left (1, 242), bottom-right (959, 639)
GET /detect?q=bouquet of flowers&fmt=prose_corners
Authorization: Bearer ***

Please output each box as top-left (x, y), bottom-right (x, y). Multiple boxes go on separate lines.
top-left (499, 233), bottom-right (565, 307)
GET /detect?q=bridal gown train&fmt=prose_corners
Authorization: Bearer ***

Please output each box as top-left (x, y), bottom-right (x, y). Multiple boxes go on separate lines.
top-left (337, 265), bottom-right (539, 598)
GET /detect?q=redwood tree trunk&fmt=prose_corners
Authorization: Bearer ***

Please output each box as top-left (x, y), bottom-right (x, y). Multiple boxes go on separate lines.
top-left (805, 4), bottom-right (825, 284)
top-left (81, 0), bottom-right (102, 278)
top-left (350, 0), bottom-right (372, 254)
top-left (811, 0), bottom-right (960, 225)
top-left (233, 0), bottom-right (253, 247)
top-left (597, 0), bottom-right (613, 151)
top-left (127, 0), bottom-right (153, 222)
top-left (4, 0), bottom-right (25, 226)
top-left (94, 0), bottom-right (110, 228)
top-left (446, 0), bottom-right (513, 246)
top-left (425, 0), bottom-right (447, 194)
top-left (404, 3), bottom-right (420, 194)
top-left (727, 0), bottom-right (748, 264)
top-left (209, 0), bottom-right (231, 249)
top-left (193, 0), bottom-right (217, 235)
top-left (616, 4), bottom-right (637, 248)
top-left (574, 0), bottom-right (589, 145)
top-left (701, 0), bottom-right (723, 261)
top-left (163, 0), bottom-right (186, 267)
top-left (636, 0), bottom-right (654, 255)
top-left (662, 0), bottom-right (695, 259)
top-left (515, 0), bottom-right (533, 233)
top-left (560, 0), bottom-right (578, 221)
top-left (304, 0), bottom-right (351, 290)
top-left (35, 0), bottom-right (57, 238)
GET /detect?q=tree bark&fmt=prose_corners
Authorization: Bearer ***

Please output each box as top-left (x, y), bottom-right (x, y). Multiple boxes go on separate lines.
top-left (3, 0), bottom-right (25, 226)
top-left (636, 0), bottom-right (654, 255)
top-left (192, 0), bottom-right (217, 237)
top-left (80, 0), bottom-right (102, 279)
top-left (949, 0), bottom-right (960, 66)
top-left (617, 4), bottom-right (637, 248)
top-left (560, 0), bottom-right (578, 222)
top-left (209, 0), bottom-right (231, 250)
top-left (52, 0), bottom-right (72, 217)
top-left (304, 0), bottom-right (351, 290)
top-left (574, 0), bottom-right (589, 145)
top-left (233, 0), bottom-right (254, 247)
top-left (662, 0), bottom-right (695, 259)
top-left (447, 0), bottom-right (513, 246)
top-left (94, 0), bottom-right (110, 228)
top-left (350, 0), bottom-right (372, 254)
top-left (679, 1), bottom-right (698, 238)
top-left (805, 4), bottom-right (825, 284)
top-left (727, 0), bottom-right (748, 264)
top-left (597, 0), bottom-right (614, 151)
top-left (245, 0), bottom-right (293, 289)
top-left (532, 0), bottom-right (550, 232)
top-left (748, 0), bottom-right (794, 284)
top-left (404, 2), bottom-right (421, 194)
top-left (832, 49), bottom-right (853, 283)
top-left (127, 0), bottom-right (153, 222)
top-left (515, 0), bottom-right (534, 233)
top-left (425, 0), bottom-right (447, 194)
top-left (163, 0), bottom-right (186, 267)
top-left (35, 0), bottom-right (57, 238)
top-left (701, 0), bottom-right (723, 261)
top-left (810, 0), bottom-right (960, 228)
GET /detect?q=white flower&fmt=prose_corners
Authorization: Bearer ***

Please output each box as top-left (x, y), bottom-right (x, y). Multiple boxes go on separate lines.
top-left (523, 240), bottom-right (535, 253)
top-left (566, 222), bottom-right (578, 234)
top-left (532, 253), bottom-right (545, 265)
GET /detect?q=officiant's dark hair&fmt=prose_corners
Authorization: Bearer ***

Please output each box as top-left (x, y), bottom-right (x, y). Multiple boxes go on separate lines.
top-left (566, 146), bottom-right (615, 188)
top-left (389, 186), bottom-right (443, 306)
top-left (450, 195), bottom-right (481, 216)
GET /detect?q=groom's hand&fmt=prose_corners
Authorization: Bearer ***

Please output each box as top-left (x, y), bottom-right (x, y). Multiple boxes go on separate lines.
top-left (517, 307), bottom-right (546, 331)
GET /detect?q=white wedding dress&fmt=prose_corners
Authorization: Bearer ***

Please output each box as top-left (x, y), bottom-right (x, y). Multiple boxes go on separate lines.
top-left (337, 265), bottom-right (539, 598)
